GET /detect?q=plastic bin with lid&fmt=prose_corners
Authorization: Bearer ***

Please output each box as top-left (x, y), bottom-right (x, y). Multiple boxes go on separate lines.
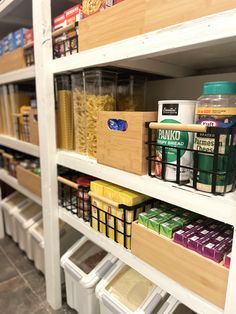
top-left (156, 296), bottom-right (195, 314)
top-left (96, 260), bottom-right (168, 314)
top-left (1, 191), bottom-right (31, 237)
top-left (29, 218), bottom-right (83, 274)
top-left (61, 236), bottom-right (117, 314)
top-left (15, 202), bottom-right (42, 259)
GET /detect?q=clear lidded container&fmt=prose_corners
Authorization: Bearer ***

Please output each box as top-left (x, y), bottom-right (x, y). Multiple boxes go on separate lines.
top-left (117, 74), bottom-right (147, 111)
top-left (56, 75), bottom-right (74, 150)
top-left (84, 69), bottom-right (117, 158)
top-left (72, 72), bottom-right (86, 154)
top-left (194, 81), bottom-right (236, 193)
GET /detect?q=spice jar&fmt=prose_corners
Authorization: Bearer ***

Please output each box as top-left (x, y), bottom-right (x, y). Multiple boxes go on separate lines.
top-left (117, 74), bottom-right (147, 111)
top-left (84, 69), bottom-right (117, 158)
top-left (72, 72), bottom-right (86, 154)
top-left (194, 81), bottom-right (236, 193)
top-left (56, 75), bottom-right (74, 150)
top-left (76, 176), bottom-right (93, 221)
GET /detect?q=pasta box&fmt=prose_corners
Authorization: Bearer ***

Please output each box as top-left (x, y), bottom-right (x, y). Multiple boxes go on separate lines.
top-left (97, 111), bottom-right (157, 175)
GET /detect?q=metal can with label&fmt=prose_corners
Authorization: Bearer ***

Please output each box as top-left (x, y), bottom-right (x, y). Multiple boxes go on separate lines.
top-left (156, 100), bottom-right (196, 182)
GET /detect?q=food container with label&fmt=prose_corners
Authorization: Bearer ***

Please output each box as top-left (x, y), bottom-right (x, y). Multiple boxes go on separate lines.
top-left (29, 218), bottom-right (83, 274)
top-left (117, 74), bottom-right (147, 111)
top-left (156, 295), bottom-right (195, 314)
top-left (96, 260), bottom-right (168, 314)
top-left (84, 69), bottom-right (117, 158)
top-left (14, 202), bottom-right (42, 259)
top-left (56, 75), bottom-right (74, 150)
top-left (156, 100), bottom-right (196, 182)
top-left (61, 236), bottom-right (117, 314)
top-left (194, 81), bottom-right (236, 193)
top-left (1, 191), bottom-right (31, 237)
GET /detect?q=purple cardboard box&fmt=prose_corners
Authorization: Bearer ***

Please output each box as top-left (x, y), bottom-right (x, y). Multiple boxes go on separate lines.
top-left (187, 228), bottom-right (211, 252)
top-left (202, 236), bottom-right (232, 262)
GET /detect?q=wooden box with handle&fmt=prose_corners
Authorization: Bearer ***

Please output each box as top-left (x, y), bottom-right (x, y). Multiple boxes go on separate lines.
top-left (97, 111), bottom-right (157, 175)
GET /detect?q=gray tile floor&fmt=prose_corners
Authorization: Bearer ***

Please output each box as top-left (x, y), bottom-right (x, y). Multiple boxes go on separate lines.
top-left (0, 235), bottom-right (76, 314)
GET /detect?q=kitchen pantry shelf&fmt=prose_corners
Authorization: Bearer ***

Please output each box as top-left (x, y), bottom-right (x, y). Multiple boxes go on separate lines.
top-left (0, 66), bottom-right (35, 84)
top-left (57, 151), bottom-right (236, 227)
top-left (51, 9), bottom-right (236, 77)
top-left (0, 169), bottom-right (41, 205)
top-left (0, 135), bottom-right (39, 157)
top-left (59, 207), bottom-right (223, 314)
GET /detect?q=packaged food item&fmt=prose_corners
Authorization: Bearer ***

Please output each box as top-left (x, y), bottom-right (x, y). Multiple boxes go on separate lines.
top-left (24, 28), bottom-right (34, 45)
top-left (84, 69), bottom-right (117, 158)
top-left (82, 0), bottom-right (113, 18)
top-left (56, 75), bottom-right (74, 150)
top-left (53, 14), bottom-right (66, 58)
top-left (64, 4), bottom-right (83, 25)
top-left (160, 219), bottom-right (183, 238)
top-left (138, 208), bottom-right (163, 226)
top-left (147, 212), bottom-right (175, 233)
top-left (14, 28), bottom-right (28, 48)
top-left (53, 14), bottom-right (66, 31)
top-left (117, 74), bottom-right (147, 111)
top-left (194, 81), bottom-right (236, 193)
top-left (202, 237), bottom-right (232, 262)
top-left (156, 100), bottom-right (196, 182)
top-left (0, 40), bottom-right (3, 56)
top-left (3, 36), bottom-right (9, 53)
top-left (224, 252), bottom-right (231, 268)
top-left (77, 176), bottom-right (93, 221)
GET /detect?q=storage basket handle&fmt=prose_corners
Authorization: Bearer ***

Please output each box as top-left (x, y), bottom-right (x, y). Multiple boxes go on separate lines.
top-left (57, 176), bottom-right (79, 190)
top-left (149, 122), bottom-right (207, 133)
top-left (88, 191), bottom-right (119, 208)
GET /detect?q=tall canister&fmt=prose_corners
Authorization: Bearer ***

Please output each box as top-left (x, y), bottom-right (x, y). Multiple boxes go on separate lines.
top-left (156, 100), bottom-right (196, 182)
top-left (194, 81), bottom-right (236, 193)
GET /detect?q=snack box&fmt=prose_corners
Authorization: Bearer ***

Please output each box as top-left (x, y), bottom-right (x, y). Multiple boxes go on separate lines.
top-left (224, 252), bottom-right (231, 268)
top-left (148, 212), bottom-right (175, 233)
top-left (82, 0), bottom-right (113, 18)
top-left (64, 4), bottom-right (83, 25)
top-left (138, 208), bottom-right (163, 227)
top-left (160, 218), bottom-right (183, 239)
top-left (53, 13), bottom-right (66, 31)
top-left (25, 28), bottom-right (34, 45)
top-left (202, 236), bottom-right (233, 262)
top-left (14, 28), bottom-right (28, 48)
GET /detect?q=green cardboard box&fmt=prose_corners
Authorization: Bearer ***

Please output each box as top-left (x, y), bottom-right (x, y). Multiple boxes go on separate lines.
top-left (160, 219), bottom-right (183, 238)
top-left (147, 212), bottom-right (175, 233)
top-left (138, 208), bottom-right (163, 226)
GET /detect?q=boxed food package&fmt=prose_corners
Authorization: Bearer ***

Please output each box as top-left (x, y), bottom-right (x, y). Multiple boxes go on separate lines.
top-left (3, 36), bottom-right (9, 54)
top-left (53, 13), bottom-right (66, 31)
top-left (14, 28), bottom-right (28, 48)
top-left (64, 4), bottom-right (83, 25)
top-left (224, 252), bottom-right (231, 268)
top-left (0, 40), bottom-right (3, 56)
top-left (82, 0), bottom-right (113, 18)
top-left (138, 208), bottom-right (163, 227)
top-left (25, 28), bottom-right (34, 45)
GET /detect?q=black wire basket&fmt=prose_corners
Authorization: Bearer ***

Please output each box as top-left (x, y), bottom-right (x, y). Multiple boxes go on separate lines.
top-left (146, 122), bottom-right (236, 196)
top-left (53, 22), bottom-right (79, 59)
top-left (58, 173), bottom-right (92, 222)
top-left (89, 191), bottom-right (157, 249)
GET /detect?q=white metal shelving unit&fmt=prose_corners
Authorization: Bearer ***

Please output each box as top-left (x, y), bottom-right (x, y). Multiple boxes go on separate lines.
top-left (0, 135), bottom-right (39, 157)
top-left (1, 0), bottom-right (236, 313)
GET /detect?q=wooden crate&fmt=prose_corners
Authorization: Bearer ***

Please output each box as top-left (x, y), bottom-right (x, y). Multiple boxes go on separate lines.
top-left (131, 221), bottom-right (229, 309)
top-left (29, 109), bottom-right (39, 145)
top-left (16, 165), bottom-right (41, 197)
top-left (0, 48), bottom-right (26, 74)
top-left (79, 0), bottom-right (236, 51)
top-left (97, 111), bottom-right (156, 175)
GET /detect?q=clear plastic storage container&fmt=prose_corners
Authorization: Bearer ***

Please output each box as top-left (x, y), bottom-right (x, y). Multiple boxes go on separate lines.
top-left (96, 260), bottom-right (168, 314)
top-left (61, 236), bottom-right (117, 314)
top-left (84, 69), bottom-right (117, 158)
top-left (14, 202), bottom-right (42, 260)
top-left (156, 296), bottom-right (195, 314)
top-left (117, 74), bottom-right (147, 111)
top-left (56, 75), bottom-right (74, 150)
top-left (29, 219), bottom-right (83, 274)
top-left (72, 72), bottom-right (86, 154)
top-left (1, 191), bottom-right (30, 237)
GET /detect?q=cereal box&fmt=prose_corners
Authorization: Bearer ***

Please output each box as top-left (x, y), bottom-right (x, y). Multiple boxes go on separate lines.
top-left (82, 0), bottom-right (114, 18)
top-left (53, 13), bottom-right (66, 31)
top-left (64, 4), bottom-right (83, 25)
top-left (25, 28), bottom-right (34, 45)
top-left (14, 28), bottom-right (28, 48)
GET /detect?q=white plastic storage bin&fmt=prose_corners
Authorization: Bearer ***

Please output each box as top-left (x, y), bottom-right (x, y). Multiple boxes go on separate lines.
top-left (156, 296), bottom-right (195, 314)
top-left (15, 202), bottom-right (42, 260)
top-left (61, 236), bottom-right (117, 314)
top-left (1, 191), bottom-right (31, 237)
top-left (29, 219), bottom-right (83, 274)
top-left (96, 260), bottom-right (168, 314)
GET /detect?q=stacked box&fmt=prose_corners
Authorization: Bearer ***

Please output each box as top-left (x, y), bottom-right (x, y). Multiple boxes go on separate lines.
top-left (0, 41), bottom-right (3, 56)
top-left (25, 28), bottom-right (34, 45)
top-left (138, 208), bottom-right (163, 227)
top-left (148, 212), bottom-right (175, 233)
top-left (224, 252), bottom-right (231, 268)
top-left (14, 28), bottom-right (28, 48)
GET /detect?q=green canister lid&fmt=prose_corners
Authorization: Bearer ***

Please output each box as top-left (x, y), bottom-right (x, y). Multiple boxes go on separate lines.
top-left (202, 81), bottom-right (236, 95)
